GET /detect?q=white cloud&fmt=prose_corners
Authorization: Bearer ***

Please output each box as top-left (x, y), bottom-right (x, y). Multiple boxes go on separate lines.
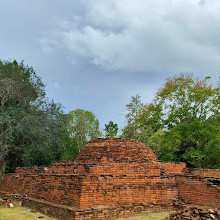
top-left (46, 0), bottom-right (220, 73)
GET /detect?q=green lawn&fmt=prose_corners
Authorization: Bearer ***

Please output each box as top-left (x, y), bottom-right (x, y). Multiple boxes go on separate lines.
top-left (115, 211), bottom-right (172, 220)
top-left (0, 206), bottom-right (57, 220)
top-left (0, 206), bottom-right (172, 220)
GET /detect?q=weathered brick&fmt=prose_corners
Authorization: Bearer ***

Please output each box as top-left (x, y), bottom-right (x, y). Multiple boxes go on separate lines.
top-left (0, 138), bottom-right (219, 219)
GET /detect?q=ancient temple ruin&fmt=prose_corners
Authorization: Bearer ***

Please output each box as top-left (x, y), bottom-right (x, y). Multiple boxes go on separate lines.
top-left (0, 138), bottom-right (219, 219)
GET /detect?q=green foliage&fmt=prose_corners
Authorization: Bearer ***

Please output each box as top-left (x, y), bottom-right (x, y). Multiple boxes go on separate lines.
top-left (147, 130), bottom-right (166, 159)
top-left (121, 95), bottom-right (141, 139)
top-left (104, 121), bottom-right (118, 137)
top-left (203, 134), bottom-right (220, 169)
top-left (169, 119), bottom-right (220, 168)
top-left (125, 94), bottom-right (143, 124)
top-left (0, 60), bottom-right (66, 175)
top-left (122, 74), bottom-right (220, 168)
top-left (121, 94), bottom-right (152, 143)
top-left (64, 109), bottom-right (101, 154)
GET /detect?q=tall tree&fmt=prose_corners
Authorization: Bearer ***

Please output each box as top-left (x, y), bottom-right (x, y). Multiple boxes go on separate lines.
top-left (122, 74), bottom-right (220, 168)
top-left (65, 109), bottom-right (101, 153)
top-left (104, 121), bottom-right (118, 137)
top-left (125, 94), bottom-right (143, 124)
top-left (139, 74), bottom-right (220, 168)
top-left (121, 94), bottom-right (152, 144)
top-left (0, 60), bottom-right (65, 178)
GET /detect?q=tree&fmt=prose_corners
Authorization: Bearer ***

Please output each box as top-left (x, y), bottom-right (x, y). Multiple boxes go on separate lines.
top-left (0, 60), bottom-right (65, 178)
top-left (147, 130), bottom-right (166, 159)
top-left (64, 109), bottom-right (101, 153)
top-left (122, 74), bottom-right (220, 168)
top-left (121, 94), bottom-right (153, 144)
top-left (125, 94), bottom-right (143, 124)
top-left (167, 119), bottom-right (220, 168)
top-left (122, 95), bottom-right (143, 139)
top-left (138, 74), bottom-right (220, 168)
top-left (104, 121), bottom-right (118, 137)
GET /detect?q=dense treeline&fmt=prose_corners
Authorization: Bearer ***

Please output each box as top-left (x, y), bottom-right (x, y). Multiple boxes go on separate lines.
top-left (121, 75), bottom-right (220, 168)
top-left (0, 60), bottom-right (219, 179)
top-left (0, 60), bottom-right (66, 178)
top-left (0, 60), bottom-right (104, 177)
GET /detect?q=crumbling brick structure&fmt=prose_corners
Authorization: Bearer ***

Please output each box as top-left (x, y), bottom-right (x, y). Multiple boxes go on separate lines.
top-left (0, 138), bottom-right (219, 219)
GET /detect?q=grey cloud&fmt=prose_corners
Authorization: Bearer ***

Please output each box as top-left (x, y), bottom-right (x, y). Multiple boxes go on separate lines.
top-left (0, 0), bottom-right (219, 128)
top-left (44, 0), bottom-right (220, 74)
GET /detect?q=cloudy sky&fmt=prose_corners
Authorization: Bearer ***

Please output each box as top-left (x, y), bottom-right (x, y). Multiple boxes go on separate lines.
top-left (1, 0), bottom-right (220, 129)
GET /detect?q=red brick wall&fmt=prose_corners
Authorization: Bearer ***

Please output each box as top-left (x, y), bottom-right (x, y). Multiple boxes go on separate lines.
top-left (184, 168), bottom-right (220, 178)
top-left (15, 166), bottom-right (39, 174)
top-left (0, 190), bottom-right (174, 220)
top-left (0, 138), bottom-right (180, 210)
top-left (176, 175), bottom-right (220, 209)
top-left (0, 162), bottom-right (179, 209)
top-left (75, 138), bottom-right (158, 165)
top-left (76, 159), bottom-right (178, 209)
top-left (0, 138), bottom-right (219, 216)
top-left (161, 162), bottom-right (186, 175)
top-left (0, 173), bottom-right (82, 208)
top-left (79, 174), bottom-right (178, 209)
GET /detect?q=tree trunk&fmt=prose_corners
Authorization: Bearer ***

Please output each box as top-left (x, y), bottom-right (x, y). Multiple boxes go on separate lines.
top-left (0, 158), bottom-right (6, 181)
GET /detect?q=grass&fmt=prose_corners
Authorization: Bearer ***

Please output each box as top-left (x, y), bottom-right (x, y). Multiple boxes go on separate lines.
top-left (115, 210), bottom-right (173, 220)
top-left (0, 206), bottom-right (57, 220)
top-left (0, 206), bottom-right (172, 220)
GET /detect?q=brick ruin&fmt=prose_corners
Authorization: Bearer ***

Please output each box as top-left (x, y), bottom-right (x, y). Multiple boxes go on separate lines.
top-left (0, 138), bottom-right (219, 219)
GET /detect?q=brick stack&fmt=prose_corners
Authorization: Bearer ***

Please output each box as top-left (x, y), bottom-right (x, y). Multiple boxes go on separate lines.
top-left (184, 168), bottom-right (220, 178)
top-left (169, 206), bottom-right (220, 219)
top-left (175, 173), bottom-right (220, 209)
